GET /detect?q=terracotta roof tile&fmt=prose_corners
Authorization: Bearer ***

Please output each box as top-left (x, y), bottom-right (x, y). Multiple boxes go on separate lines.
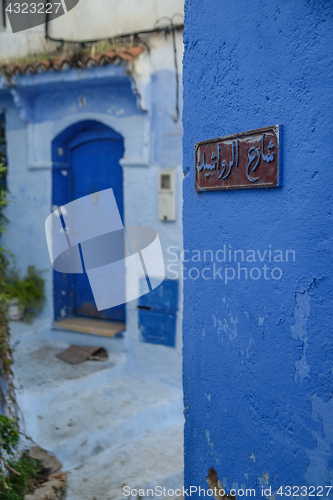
top-left (0, 46), bottom-right (144, 77)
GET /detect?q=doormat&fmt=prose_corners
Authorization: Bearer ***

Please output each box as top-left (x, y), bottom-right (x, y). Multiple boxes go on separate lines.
top-left (56, 345), bottom-right (108, 364)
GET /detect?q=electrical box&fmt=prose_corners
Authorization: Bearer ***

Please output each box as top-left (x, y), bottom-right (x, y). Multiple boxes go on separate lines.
top-left (158, 169), bottom-right (176, 221)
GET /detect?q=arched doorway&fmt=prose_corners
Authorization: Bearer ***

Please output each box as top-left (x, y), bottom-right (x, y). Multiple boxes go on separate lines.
top-left (52, 120), bottom-right (125, 323)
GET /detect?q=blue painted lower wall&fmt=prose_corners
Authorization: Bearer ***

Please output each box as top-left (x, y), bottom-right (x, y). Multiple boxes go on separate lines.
top-left (183, 0), bottom-right (333, 495)
top-left (138, 278), bottom-right (179, 348)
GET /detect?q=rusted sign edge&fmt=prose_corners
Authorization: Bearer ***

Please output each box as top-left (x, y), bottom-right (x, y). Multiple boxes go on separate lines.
top-left (194, 124), bottom-right (283, 192)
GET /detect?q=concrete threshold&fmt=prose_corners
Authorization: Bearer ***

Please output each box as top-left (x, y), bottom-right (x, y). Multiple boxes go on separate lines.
top-left (53, 317), bottom-right (126, 337)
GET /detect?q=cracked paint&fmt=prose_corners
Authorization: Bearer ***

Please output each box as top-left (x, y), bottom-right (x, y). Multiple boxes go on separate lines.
top-left (212, 302), bottom-right (238, 343)
top-left (291, 290), bottom-right (310, 384)
top-left (305, 393), bottom-right (333, 484)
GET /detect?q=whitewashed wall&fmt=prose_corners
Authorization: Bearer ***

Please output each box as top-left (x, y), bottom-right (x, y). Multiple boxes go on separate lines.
top-left (0, 0), bottom-right (184, 62)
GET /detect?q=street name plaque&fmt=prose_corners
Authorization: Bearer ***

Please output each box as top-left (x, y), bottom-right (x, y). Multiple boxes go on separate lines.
top-left (195, 125), bottom-right (281, 192)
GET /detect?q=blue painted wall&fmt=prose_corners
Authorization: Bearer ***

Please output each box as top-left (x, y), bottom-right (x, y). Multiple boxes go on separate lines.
top-left (183, 0), bottom-right (333, 495)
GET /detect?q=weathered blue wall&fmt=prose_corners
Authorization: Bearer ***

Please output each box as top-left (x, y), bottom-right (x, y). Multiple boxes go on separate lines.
top-left (183, 0), bottom-right (333, 495)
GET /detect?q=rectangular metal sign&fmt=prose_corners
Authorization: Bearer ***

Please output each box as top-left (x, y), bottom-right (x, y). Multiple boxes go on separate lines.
top-left (195, 125), bottom-right (281, 191)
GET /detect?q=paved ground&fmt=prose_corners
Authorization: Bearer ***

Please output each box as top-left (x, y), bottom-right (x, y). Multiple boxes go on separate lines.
top-left (11, 319), bottom-right (184, 500)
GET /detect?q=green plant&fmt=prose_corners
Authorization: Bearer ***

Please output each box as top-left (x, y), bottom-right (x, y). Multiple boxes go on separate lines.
top-left (7, 266), bottom-right (46, 322)
top-left (0, 164), bottom-right (7, 233)
top-left (0, 417), bottom-right (43, 499)
top-left (0, 415), bottom-right (19, 455)
top-left (0, 161), bottom-right (18, 418)
top-left (0, 415), bottom-right (20, 491)
top-left (0, 455), bottom-right (40, 499)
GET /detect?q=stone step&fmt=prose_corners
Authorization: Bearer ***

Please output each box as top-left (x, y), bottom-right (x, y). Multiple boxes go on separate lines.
top-left (12, 322), bottom-right (184, 500)
top-left (66, 424), bottom-right (184, 500)
top-left (21, 374), bottom-right (183, 469)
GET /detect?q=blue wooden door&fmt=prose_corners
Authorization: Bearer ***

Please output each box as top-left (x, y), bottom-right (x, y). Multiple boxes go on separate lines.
top-left (69, 124), bottom-right (125, 322)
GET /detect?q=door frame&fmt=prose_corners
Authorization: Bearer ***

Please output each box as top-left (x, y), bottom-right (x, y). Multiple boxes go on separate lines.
top-left (51, 120), bottom-right (125, 323)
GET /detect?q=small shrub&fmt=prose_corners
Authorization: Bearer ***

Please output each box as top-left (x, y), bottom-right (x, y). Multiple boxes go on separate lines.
top-left (0, 416), bottom-right (45, 499)
top-left (0, 455), bottom-right (40, 500)
top-left (0, 415), bottom-right (19, 492)
top-left (7, 266), bottom-right (46, 322)
top-left (0, 415), bottom-right (19, 455)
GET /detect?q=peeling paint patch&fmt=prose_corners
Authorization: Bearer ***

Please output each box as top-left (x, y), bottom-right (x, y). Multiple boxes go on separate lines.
top-left (250, 453), bottom-right (255, 463)
top-left (291, 290), bottom-right (310, 384)
top-left (258, 316), bottom-right (264, 326)
top-left (206, 429), bottom-right (210, 444)
top-left (246, 338), bottom-right (255, 358)
top-left (214, 301), bottom-right (238, 343)
top-left (241, 337), bottom-right (255, 364)
top-left (207, 467), bottom-right (236, 500)
top-left (305, 393), bottom-right (333, 484)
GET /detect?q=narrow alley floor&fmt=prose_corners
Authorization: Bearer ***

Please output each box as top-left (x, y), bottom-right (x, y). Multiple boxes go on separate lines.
top-left (11, 319), bottom-right (184, 500)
